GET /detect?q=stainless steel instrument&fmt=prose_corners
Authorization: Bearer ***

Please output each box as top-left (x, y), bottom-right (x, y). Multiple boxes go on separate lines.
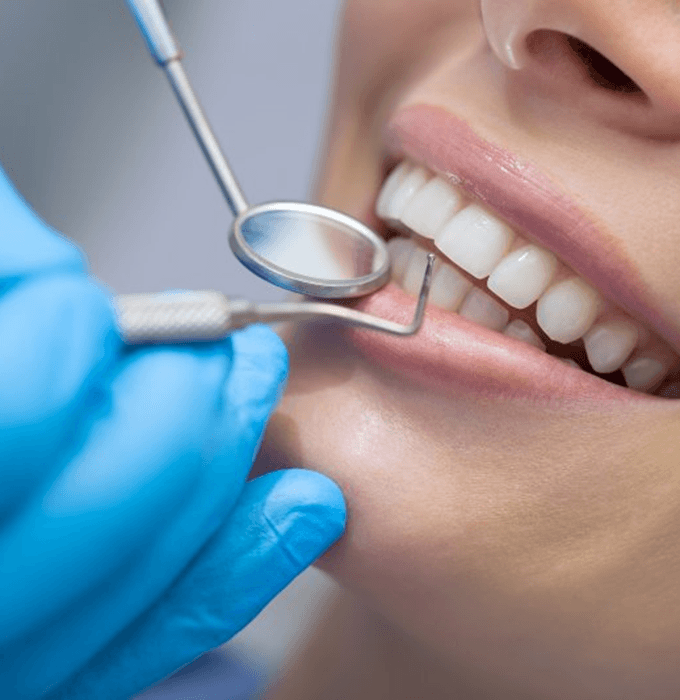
top-left (117, 0), bottom-right (433, 343)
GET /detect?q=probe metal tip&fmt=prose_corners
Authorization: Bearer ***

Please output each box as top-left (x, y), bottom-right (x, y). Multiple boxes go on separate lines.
top-left (408, 252), bottom-right (435, 331)
top-left (232, 251), bottom-right (435, 337)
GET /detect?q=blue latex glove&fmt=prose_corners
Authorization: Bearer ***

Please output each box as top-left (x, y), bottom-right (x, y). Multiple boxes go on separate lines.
top-left (0, 168), bottom-right (346, 700)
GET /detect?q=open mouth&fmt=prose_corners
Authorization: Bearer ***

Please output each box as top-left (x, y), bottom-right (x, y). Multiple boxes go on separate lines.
top-left (376, 160), bottom-right (680, 398)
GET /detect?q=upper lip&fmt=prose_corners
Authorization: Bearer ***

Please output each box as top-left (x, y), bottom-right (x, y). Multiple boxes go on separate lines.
top-left (383, 103), bottom-right (678, 352)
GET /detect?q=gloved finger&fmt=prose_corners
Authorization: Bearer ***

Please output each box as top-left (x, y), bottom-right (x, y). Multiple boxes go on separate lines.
top-left (206, 325), bottom-right (289, 485)
top-left (0, 273), bottom-right (120, 517)
top-left (48, 469), bottom-right (346, 700)
top-left (0, 327), bottom-right (288, 698)
top-left (0, 344), bottom-right (233, 648)
top-left (0, 168), bottom-right (83, 282)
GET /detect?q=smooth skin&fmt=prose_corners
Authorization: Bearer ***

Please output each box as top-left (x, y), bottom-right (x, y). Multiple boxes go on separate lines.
top-left (0, 167), bottom-right (346, 700)
top-left (259, 2), bottom-right (680, 699)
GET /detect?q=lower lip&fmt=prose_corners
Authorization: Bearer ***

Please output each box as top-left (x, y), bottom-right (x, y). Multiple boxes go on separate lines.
top-left (347, 282), bottom-right (655, 405)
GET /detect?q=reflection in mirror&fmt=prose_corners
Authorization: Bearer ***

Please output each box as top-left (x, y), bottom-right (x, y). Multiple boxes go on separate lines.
top-left (239, 209), bottom-right (381, 281)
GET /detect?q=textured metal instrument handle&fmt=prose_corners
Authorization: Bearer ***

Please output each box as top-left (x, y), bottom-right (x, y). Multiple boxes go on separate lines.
top-left (115, 291), bottom-right (241, 344)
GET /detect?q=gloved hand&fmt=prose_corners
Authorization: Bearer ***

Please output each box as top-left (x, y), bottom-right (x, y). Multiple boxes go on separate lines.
top-left (0, 168), bottom-right (346, 700)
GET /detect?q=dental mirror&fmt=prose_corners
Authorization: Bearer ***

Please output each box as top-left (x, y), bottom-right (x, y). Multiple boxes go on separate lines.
top-left (232, 202), bottom-right (388, 298)
top-left (117, 0), bottom-right (434, 346)
top-left (127, 0), bottom-right (390, 299)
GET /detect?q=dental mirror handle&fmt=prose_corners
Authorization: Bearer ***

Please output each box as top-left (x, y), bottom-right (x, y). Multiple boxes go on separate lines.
top-left (126, 0), bottom-right (248, 216)
top-left (115, 256), bottom-right (434, 343)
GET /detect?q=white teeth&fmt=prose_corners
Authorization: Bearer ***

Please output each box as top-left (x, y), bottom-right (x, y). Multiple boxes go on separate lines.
top-left (459, 287), bottom-right (510, 331)
top-left (536, 278), bottom-right (601, 344)
top-left (487, 245), bottom-right (558, 309)
top-left (379, 162), bottom-right (679, 395)
top-left (376, 162), bottom-right (412, 220)
top-left (435, 203), bottom-right (514, 279)
top-left (428, 261), bottom-right (473, 312)
top-left (402, 246), bottom-right (431, 297)
top-left (384, 166), bottom-right (430, 221)
top-left (583, 319), bottom-right (639, 374)
top-left (622, 356), bottom-right (669, 391)
top-left (400, 178), bottom-right (465, 239)
top-left (387, 237), bottom-right (415, 283)
top-left (502, 319), bottom-right (546, 351)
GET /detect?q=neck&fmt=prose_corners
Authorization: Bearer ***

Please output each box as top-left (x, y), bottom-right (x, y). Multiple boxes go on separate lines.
top-left (265, 590), bottom-right (484, 700)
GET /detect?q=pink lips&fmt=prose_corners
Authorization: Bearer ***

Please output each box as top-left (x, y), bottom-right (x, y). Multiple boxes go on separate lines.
top-left (349, 283), bottom-right (648, 404)
top-left (343, 104), bottom-right (672, 404)
top-left (385, 104), bottom-right (678, 351)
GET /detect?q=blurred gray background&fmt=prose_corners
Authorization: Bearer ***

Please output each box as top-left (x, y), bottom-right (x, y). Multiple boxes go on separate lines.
top-left (0, 0), bottom-right (342, 695)
top-left (0, 0), bottom-right (341, 298)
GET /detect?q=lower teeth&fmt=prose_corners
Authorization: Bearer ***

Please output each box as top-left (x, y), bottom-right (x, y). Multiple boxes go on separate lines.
top-left (388, 235), bottom-right (679, 397)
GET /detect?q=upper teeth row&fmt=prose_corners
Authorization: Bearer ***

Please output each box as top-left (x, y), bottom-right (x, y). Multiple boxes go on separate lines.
top-left (376, 161), bottom-right (677, 391)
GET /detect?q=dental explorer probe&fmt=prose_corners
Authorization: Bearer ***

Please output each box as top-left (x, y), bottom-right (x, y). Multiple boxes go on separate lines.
top-left (117, 0), bottom-right (433, 344)
top-left (116, 259), bottom-right (433, 344)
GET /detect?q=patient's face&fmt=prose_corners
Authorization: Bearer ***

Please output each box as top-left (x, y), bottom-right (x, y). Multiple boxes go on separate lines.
top-left (259, 1), bottom-right (680, 696)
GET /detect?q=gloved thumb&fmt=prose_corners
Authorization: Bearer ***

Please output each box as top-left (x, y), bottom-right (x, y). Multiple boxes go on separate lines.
top-left (49, 469), bottom-right (346, 700)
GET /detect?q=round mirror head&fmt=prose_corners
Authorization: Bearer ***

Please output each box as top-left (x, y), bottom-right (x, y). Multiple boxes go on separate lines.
top-left (229, 202), bottom-right (390, 298)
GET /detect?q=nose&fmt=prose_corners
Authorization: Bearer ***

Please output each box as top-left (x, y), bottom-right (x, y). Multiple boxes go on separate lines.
top-left (480, 0), bottom-right (680, 126)
top-left (481, 0), bottom-right (581, 70)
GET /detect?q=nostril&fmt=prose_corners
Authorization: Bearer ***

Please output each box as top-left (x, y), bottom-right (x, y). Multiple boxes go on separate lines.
top-left (525, 30), bottom-right (644, 97)
top-left (566, 36), bottom-right (642, 95)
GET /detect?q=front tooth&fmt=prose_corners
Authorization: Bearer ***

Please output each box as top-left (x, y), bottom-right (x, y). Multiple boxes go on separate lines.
top-left (458, 287), bottom-right (510, 331)
top-left (385, 166), bottom-right (430, 220)
top-left (402, 246), bottom-right (431, 297)
top-left (583, 319), bottom-right (638, 374)
top-left (487, 245), bottom-right (558, 309)
top-left (387, 237), bottom-right (416, 283)
top-left (428, 260), bottom-right (473, 311)
top-left (502, 319), bottom-right (546, 351)
top-left (622, 356), bottom-right (668, 391)
top-left (376, 162), bottom-right (412, 219)
top-left (536, 278), bottom-right (601, 343)
top-left (435, 204), bottom-right (514, 279)
top-left (400, 177), bottom-right (465, 239)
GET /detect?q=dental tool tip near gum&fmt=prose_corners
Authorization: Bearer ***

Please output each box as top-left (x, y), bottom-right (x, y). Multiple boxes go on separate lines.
top-left (119, 0), bottom-right (408, 343)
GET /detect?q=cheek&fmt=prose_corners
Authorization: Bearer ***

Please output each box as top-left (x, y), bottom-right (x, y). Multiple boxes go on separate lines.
top-left (338, 0), bottom-right (482, 108)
